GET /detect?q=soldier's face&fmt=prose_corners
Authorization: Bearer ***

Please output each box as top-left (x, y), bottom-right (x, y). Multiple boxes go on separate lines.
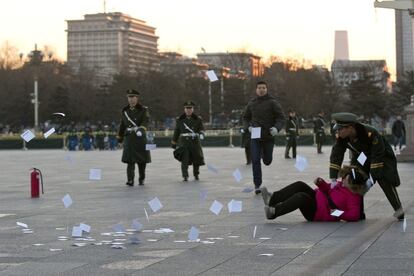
top-left (256, 84), bottom-right (268, 96)
top-left (128, 95), bottom-right (139, 107)
top-left (184, 107), bottom-right (194, 116)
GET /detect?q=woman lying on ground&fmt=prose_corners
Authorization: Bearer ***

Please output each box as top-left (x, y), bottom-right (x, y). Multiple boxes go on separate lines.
top-left (261, 165), bottom-right (368, 222)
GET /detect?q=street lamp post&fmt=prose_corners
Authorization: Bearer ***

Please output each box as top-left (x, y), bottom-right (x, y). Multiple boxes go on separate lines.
top-left (28, 44), bottom-right (44, 130)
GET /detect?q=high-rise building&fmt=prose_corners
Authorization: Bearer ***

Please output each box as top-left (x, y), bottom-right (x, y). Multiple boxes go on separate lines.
top-left (66, 12), bottom-right (159, 82)
top-left (334, 30), bottom-right (349, 60)
top-left (395, 10), bottom-right (414, 81)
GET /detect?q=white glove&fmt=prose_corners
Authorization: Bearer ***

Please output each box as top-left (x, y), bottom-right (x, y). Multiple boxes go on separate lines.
top-left (248, 126), bottom-right (252, 133)
top-left (365, 179), bottom-right (374, 189)
top-left (199, 133), bottom-right (205, 140)
top-left (330, 179), bottom-right (337, 189)
top-left (136, 130), bottom-right (142, 137)
top-left (240, 129), bottom-right (245, 134)
top-left (270, 127), bottom-right (278, 136)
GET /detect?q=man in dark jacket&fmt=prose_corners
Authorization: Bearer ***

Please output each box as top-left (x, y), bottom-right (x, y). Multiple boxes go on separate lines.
top-left (243, 81), bottom-right (285, 194)
top-left (117, 89), bottom-right (151, 186)
top-left (330, 112), bottom-right (404, 220)
top-left (285, 109), bottom-right (299, 159)
top-left (392, 116), bottom-right (406, 151)
top-left (314, 111), bottom-right (326, 154)
top-left (171, 101), bottom-right (205, 181)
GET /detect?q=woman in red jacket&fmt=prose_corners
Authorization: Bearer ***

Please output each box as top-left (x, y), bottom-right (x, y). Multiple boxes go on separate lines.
top-left (261, 166), bottom-right (368, 222)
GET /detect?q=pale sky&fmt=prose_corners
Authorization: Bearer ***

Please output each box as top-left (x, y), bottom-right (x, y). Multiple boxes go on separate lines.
top-left (0, 0), bottom-right (397, 77)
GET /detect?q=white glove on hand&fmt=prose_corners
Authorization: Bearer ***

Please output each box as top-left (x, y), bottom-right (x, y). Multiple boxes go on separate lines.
top-left (199, 133), bottom-right (205, 140)
top-left (248, 126), bottom-right (253, 133)
top-left (240, 129), bottom-right (245, 134)
top-left (365, 179), bottom-right (374, 190)
top-left (136, 130), bottom-right (142, 137)
top-left (330, 179), bottom-right (337, 189)
top-left (270, 127), bottom-right (278, 136)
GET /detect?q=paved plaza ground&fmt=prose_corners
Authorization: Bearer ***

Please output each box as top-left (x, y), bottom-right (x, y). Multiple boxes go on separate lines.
top-left (0, 147), bottom-right (413, 275)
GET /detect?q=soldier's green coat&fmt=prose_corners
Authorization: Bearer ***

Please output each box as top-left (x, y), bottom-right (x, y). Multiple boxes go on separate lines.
top-left (118, 104), bottom-right (151, 164)
top-left (172, 113), bottom-right (205, 166)
top-left (330, 123), bottom-right (400, 187)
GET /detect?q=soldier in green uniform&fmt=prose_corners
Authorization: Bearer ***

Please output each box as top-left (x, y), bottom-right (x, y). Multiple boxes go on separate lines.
top-left (285, 109), bottom-right (299, 159)
top-left (314, 111), bottom-right (326, 154)
top-left (95, 121), bottom-right (105, 150)
top-left (117, 89), bottom-right (151, 186)
top-left (330, 112), bottom-right (404, 220)
top-left (171, 101), bottom-right (205, 181)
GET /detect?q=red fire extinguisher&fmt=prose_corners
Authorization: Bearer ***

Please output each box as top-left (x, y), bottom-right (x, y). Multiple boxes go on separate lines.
top-left (30, 168), bottom-right (44, 198)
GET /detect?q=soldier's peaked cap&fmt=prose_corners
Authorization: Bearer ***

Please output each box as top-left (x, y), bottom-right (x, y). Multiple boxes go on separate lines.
top-left (332, 112), bottom-right (358, 131)
top-left (126, 89), bottom-right (140, 96)
top-left (184, 101), bottom-right (196, 107)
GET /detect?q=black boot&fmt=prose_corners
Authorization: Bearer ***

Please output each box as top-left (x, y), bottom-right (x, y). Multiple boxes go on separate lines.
top-left (125, 180), bottom-right (134, 187)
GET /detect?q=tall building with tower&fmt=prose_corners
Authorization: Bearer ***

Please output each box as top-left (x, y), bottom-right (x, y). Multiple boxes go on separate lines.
top-left (334, 30), bottom-right (349, 60)
top-left (66, 12), bottom-right (159, 82)
top-left (395, 10), bottom-right (414, 81)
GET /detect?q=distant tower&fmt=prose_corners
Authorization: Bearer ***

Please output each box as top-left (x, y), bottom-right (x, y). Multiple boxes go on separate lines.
top-left (395, 10), bottom-right (414, 81)
top-left (334, 30), bottom-right (349, 60)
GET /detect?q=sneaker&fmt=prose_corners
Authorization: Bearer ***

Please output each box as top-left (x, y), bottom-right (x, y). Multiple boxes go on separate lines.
top-left (255, 188), bottom-right (262, 195)
top-left (260, 187), bottom-right (271, 206)
top-left (264, 206), bottom-right (276, 219)
top-left (125, 181), bottom-right (134, 187)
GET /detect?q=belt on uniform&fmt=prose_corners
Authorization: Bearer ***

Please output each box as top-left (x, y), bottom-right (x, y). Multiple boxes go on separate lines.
top-left (181, 133), bottom-right (198, 138)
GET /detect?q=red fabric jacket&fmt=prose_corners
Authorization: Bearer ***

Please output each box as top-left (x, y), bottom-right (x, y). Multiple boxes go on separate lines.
top-left (313, 178), bottom-right (362, 222)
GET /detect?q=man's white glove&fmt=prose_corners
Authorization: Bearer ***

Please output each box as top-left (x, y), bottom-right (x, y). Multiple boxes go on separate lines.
top-left (199, 133), bottom-right (205, 140)
top-left (270, 127), bottom-right (278, 136)
top-left (330, 179), bottom-right (337, 189)
top-left (136, 130), bottom-right (142, 137)
top-left (240, 129), bottom-right (245, 134)
top-left (248, 126), bottom-right (253, 133)
top-left (365, 179), bottom-right (374, 190)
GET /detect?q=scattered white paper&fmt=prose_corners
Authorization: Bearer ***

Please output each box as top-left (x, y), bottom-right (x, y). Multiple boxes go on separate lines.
top-left (145, 144), bottom-right (157, 151)
top-left (201, 240), bottom-right (215, 244)
top-left (331, 209), bottom-right (344, 217)
top-left (253, 225), bottom-right (257, 239)
top-left (403, 218), bottom-right (407, 232)
top-left (113, 223), bottom-right (126, 233)
top-left (228, 200), bottom-right (242, 213)
top-left (62, 194), bottom-right (73, 208)
top-left (188, 226), bottom-right (200, 241)
top-left (259, 237), bottom-right (271, 240)
top-left (277, 227), bottom-right (288, 231)
top-left (295, 155), bottom-right (308, 172)
top-left (209, 200), bottom-right (223, 215)
top-left (72, 243), bottom-right (87, 247)
top-left (56, 227), bottom-right (66, 231)
top-left (44, 127), bottom-right (56, 139)
top-left (16, 222), bottom-right (28, 228)
top-left (369, 174), bottom-right (374, 184)
top-left (251, 127), bottom-right (261, 139)
top-left (21, 130), bottom-right (35, 142)
top-left (357, 152), bottom-right (367, 166)
top-left (206, 70), bottom-right (218, 82)
top-left (351, 168), bottom-right (356, 179)
top-left (71, 226), bottom-right (82, 237)
top-left (144, 208), bottom-right (149, 222)
top-left (207, 164), bottom-right (219, 174)
top-left (22, 229), bottom-right (34, 234)
top-left (147, 239), bottom-right (158, 242)
top-left (174, 240), bottom-right (186, 243)
top-left (111, 245), bottom-right (126, 249)
top-left (49, 248), bottom-right (62, 252)
top-left (200, 190), bottom-right (208, 201)
top-left (232, 169), bottom-right (242, 183)
top-left (260, 253), bottom-right (274, 256)
top-left (242, 187), bottom-right (254, 193)
top-left (228, 236), bottom-right (239, 238)
top-left (79, 223), bottom-right (91, 233)
top-left (148, 197), bottom-right (163, 213)
top-left (89, 169), bottom-right (102, 180)
top-left (32, 243), bottom-right (44, 246)
top-left (131, 219), bottom-right (143, 231)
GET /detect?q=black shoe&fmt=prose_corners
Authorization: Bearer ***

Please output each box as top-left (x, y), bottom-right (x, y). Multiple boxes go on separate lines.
top-left (125, 181), bottom-right (134, 187)
top-left (194, 175), bottom-right (199, 181)
top-left (260, 187), bottom-right (271, 206)
top-left (183, 177), bottom-right (188, 182)
top-left (255, 188), bottom-right (262, 195)
top-left (398, 213), bottom-right (405, 221)
top-left (246, 160), bottom-right (251, 165)
top-left (264, 206), bottom-right (276, 220)
top-left (138, 178), bottom-right (144, 186)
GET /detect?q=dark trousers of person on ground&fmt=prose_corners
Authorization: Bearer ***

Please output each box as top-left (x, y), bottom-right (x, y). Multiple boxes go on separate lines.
top-left (268, 181), bottom-right (316, 221)
top-left (285, 136), bottom-right (297, 158)
top-left (181, 150), bottom-right (199, 178)
top-left (127, 163), bottom-right (146, 184)
top-left (251, 139), bottom-right (274, 189)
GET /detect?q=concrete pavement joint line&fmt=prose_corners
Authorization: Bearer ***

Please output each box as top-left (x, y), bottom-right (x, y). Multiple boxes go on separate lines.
top-left (303, 200), bottom-right (413, 276)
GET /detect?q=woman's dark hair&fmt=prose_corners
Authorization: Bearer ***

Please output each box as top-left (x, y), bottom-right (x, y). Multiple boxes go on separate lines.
top-left (339, 165), bottom-right (369, 195)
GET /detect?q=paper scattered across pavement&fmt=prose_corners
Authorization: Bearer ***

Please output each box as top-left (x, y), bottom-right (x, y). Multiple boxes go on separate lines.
top-left (209, 200), bottom-right (223, 215)
top-left (188, 226), bottom-right (200, 241)
top-left (79, 223), bottom-right (91, 233)
top-left (228, 200), bottom-right (242, 213)
top-left (232, 169), bottom-right (242, 183)
top-left (253, 225), bottom-right (257, 239)
top-left (21, 130), bottom-right (35, 142)
top-left (207, 164), bottom-right (219, 174)
top-left (62, 194), bottom-right (73, 208)
top-left (131, 219), bottom-right (143, 231)
top-left (403, 218), bottom-right (407, 232)
top-left (331, 209), bottom-right (344, 217)
top-left (16, 222), bottom-right (28, 228)
top-left (72, 226), bottom-right (82, 237)
top-left (295, 155), bottom-right (308, 172)
top-left (89, 169), bottom-right (102, 180)
top-left (148, 197), bottom-right (163, 213)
